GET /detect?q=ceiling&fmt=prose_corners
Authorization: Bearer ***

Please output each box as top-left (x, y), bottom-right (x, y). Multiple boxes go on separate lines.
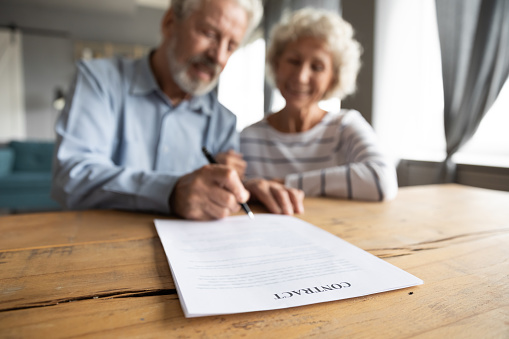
top-left (9, 0), bottom-right (169, 14)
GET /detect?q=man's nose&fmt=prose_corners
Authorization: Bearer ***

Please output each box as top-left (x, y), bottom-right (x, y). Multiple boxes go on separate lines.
top-left (208, 40), bottom-right (230, 68)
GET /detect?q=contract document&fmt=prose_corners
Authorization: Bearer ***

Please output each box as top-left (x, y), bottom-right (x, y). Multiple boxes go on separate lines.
top-left (154, 214), bottom-right (423, 318)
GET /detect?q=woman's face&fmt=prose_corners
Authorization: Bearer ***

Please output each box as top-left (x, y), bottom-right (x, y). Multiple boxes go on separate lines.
top-left (275, 37), bottom-right (335, 110)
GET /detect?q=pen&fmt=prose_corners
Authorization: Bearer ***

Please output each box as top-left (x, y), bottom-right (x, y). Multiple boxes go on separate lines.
top-left (201, 146), bottom-right (254, 219)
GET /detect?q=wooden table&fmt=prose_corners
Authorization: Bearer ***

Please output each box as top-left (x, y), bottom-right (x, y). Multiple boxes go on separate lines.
top-left (0, 184), bottom-right (508, 338)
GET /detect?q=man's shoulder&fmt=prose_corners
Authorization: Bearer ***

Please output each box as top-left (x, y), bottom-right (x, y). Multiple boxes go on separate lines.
top-left (205, 92), bottom-right (237, 122)
top-left (77, 57), bottom-right (138, 84)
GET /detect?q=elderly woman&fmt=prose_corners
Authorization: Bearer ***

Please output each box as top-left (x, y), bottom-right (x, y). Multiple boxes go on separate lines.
top-left (241, 8), bottom-right (397, 201)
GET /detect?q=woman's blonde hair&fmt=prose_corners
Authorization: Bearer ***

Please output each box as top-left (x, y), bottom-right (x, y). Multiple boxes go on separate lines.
top-left (267, 8), bottom-right (362, 100)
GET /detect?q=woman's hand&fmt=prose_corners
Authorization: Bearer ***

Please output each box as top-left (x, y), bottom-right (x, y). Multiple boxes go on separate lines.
top-left (244, 178), bottom-right (304, 215)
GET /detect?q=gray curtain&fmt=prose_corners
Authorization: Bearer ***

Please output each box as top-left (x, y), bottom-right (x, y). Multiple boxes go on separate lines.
top-left (436, 0), bottom-right (509, 182)
top-left (262, 0), bottom-right (342, 113)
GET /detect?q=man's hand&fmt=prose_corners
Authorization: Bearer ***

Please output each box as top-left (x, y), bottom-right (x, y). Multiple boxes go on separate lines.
top-left (244, 178), bottom-right (304, 215)
top-left (170, 164), bottom-right (250, 220)
top-left (215, 150), bottom-right (247, 179)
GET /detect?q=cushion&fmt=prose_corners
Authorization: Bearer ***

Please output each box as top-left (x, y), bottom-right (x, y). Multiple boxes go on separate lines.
top-left (9, 141), bottom-right (54, 172)
top-left (0, 172), bottom-right (52, 190)
top-left (0, 147), bottom-right (15, 176)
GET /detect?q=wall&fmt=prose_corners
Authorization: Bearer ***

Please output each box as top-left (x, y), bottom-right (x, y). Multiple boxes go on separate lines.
top-left (0, 1), bottom-right (165, 140)
top-left (22, 33), bottom-right (74, 140)
top-left (341, 0), bottom-right (375, 124)
top-left (397, 160), bottom-right (509, 192)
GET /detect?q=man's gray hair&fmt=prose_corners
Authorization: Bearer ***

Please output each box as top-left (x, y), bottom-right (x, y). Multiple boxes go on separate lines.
top-left (169, 0), bottom-right (263, 41)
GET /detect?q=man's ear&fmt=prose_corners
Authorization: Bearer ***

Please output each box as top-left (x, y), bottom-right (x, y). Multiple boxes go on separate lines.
top-left (161, 8), bottom-right (175, 38)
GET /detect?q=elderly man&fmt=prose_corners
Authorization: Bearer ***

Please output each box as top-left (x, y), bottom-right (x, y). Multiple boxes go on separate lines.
top-left (52, 0), bottom-right (304, 220)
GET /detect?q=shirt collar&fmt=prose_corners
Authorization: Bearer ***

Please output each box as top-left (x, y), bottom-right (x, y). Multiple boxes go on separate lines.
top-left (131, 52), bottom-right (214, 116)
top-left (131, 52), bottom-right (159, 96)
top-left (188, 93), bottom-right (214, 116)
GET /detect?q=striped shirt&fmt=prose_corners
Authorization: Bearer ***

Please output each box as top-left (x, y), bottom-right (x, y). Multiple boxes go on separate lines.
top-left (240, 109), bottom-right (398, 201)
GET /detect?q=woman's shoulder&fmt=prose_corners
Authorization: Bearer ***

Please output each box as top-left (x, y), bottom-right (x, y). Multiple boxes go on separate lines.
top-left (328, 108), bottom-right (363, 120)
top-left (317, 109), bottom-right (353, 125)
top-left (244, 117), bottom-right (270, 128)
top-left (240, 117), bottom-right (272, 136)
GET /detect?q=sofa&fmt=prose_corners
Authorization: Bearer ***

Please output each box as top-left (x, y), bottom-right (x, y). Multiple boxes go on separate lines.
top-left (0, 140), bottom-right (61, 212)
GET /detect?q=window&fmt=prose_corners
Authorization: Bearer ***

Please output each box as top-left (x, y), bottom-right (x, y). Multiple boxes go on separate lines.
top-left (454, 79), bottom-right (509, 167)
top-left (373, 0), bottom-right (509, 167)
top-left (0, 29), bottom-right (25, 141)
top-left (218, 38), bottom-right (265, 131)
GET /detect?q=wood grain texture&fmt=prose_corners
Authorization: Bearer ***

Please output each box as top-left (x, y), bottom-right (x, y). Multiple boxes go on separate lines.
top-left (0, 184), bottom-right (508, 338)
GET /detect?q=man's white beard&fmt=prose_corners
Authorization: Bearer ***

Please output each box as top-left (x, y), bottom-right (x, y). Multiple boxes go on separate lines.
top-left (166, 37), bottom-right (222, 96)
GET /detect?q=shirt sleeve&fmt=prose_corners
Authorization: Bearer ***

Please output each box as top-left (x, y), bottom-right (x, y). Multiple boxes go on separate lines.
top-left (51, 60), bottom-right (177, 214)
top-left (284, 112), bottom-right (398, 201)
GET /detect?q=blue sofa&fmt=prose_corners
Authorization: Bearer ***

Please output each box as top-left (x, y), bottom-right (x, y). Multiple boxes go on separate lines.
top-left (0, 141), bottom-right (61, 212)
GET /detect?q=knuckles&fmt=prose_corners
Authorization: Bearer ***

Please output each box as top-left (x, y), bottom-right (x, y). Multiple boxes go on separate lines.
top-left (223, 167), bottom-right (238, 182)
top-left (216, 207), bottom-right (231, 219)
top-left (221, 192), bottom-right (238, 209)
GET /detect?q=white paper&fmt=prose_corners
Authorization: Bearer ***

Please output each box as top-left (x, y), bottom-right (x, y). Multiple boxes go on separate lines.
top-left (154, 214), bottom-right (423, 318)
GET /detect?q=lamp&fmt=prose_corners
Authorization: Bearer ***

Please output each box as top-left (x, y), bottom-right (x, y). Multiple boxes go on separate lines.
top-left (53, 88), bottom-right (66, 111)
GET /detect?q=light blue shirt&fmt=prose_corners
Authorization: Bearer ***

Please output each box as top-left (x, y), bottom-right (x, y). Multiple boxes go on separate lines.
top-left (51, 54), bottom-right (238, 214)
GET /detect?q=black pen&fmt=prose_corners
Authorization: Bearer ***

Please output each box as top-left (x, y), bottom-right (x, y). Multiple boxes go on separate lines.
top-left (201, 146), bottom-right (254, 219)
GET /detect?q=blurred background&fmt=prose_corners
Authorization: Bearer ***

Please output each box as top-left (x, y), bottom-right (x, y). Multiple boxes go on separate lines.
top-left (0, 0), bottom-right (508, 214)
